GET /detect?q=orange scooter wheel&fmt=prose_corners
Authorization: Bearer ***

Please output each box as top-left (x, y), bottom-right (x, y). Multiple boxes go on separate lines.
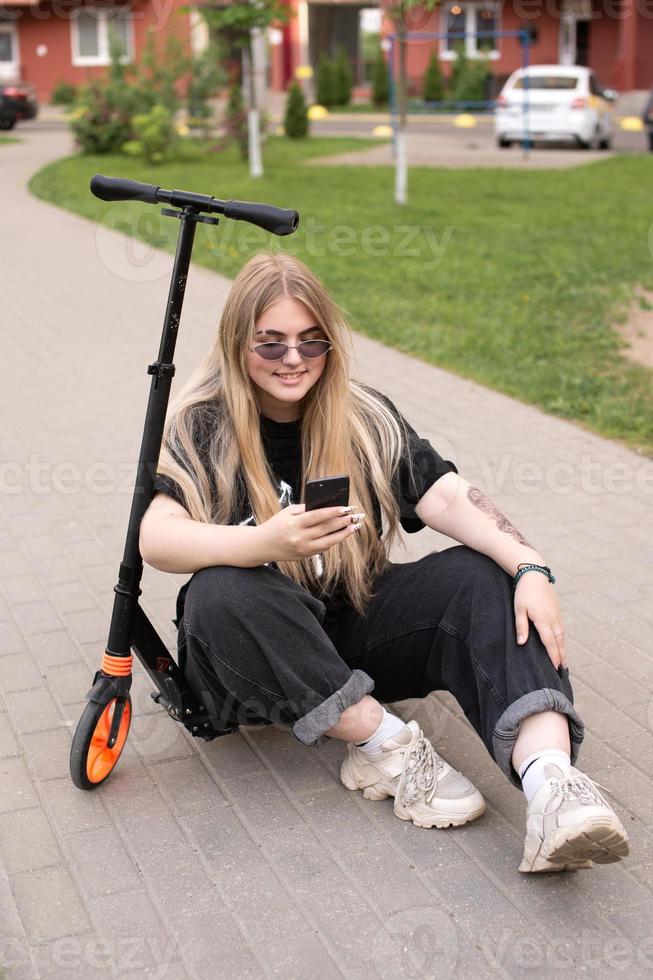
top-left (69, 696), bottom-right (132, 790)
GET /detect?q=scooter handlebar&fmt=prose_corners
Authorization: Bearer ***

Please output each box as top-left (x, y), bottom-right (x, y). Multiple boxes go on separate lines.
top-left (222, 200), bottom-right (299, 236)
top-left (90, 174), bottom-right (299, 236)
top-left (90, 174), bottom-right (160, 204)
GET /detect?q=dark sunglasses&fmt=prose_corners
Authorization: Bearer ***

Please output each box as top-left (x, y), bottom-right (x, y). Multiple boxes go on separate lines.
top-left (249, 340), bottom-right (333, 361)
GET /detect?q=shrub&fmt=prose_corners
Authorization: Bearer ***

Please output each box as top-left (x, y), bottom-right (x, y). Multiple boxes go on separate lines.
top-left (67, 26), bottom-right (223, 157)
top-left (68, 29), bottom-right (191, 154)
top-left (70, 79), bottom-right (136, 154)
top-left (316, 54), bottom-right (337, 108)
top-left (122, 104), bottom-right (179, 163)
top-left (450, 48), bottom-right (490, 102)
top-left (422, 51), bottom-right (444, 102)
top-left (448, 44), bottom-right (490, 103)
top-left (371, 47), bottom-right (389, 107)
top-left (50, 80), bottom-right (77, 107)
top-left (333, 46), bottom-right (353, 106)
top-left (284, 81), bottom-right (309, 138)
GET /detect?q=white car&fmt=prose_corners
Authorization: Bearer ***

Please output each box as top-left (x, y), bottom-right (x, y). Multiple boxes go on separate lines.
top-left (494, 65), bottom-right (616, 150)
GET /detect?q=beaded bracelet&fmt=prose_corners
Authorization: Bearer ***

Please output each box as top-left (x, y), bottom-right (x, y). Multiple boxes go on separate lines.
top-left (513, 563), bottom-right (556, 591)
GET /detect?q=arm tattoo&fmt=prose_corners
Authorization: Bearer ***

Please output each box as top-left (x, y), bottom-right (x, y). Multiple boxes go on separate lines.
top-left (467, 486), bottom-right (533, 548)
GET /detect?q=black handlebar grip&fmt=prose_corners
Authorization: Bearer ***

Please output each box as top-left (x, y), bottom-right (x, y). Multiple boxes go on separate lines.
top-left (90, 174), bottom-right (161, 205)
top-left (222, 200), bottom-right (299, 236)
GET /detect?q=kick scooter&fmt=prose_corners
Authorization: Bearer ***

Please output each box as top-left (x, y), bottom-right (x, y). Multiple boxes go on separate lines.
top-left (69, 174), bottom-right (298, 790)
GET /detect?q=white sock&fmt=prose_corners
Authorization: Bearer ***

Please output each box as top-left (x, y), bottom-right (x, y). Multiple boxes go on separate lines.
top-left (518, 749), bottom-right (571, 802)
top-left (355, 708), bottom-right (408, 755)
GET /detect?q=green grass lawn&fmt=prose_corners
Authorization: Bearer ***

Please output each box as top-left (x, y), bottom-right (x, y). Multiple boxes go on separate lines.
top-left (0, 135), bottom-right (20, 144)
top-left (29, 136), bottom-right (653, 455)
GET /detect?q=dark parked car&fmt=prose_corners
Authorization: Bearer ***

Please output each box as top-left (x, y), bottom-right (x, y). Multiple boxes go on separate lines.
top-left (643, 89), bottom-right (653, 152)
top-left (0, 82), bottom-right (38, 130)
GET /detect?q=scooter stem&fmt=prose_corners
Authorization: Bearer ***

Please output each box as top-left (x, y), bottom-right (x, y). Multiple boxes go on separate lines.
top-left (106, 206), bottom-right (204, 656)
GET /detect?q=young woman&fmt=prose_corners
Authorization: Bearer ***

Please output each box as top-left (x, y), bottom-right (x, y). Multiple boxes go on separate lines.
top-left (140, 251), bottom-right (629, 874)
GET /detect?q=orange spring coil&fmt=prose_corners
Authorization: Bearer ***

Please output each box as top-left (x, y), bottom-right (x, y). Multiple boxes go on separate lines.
top-left (101, 652), bottom-right (133, 676)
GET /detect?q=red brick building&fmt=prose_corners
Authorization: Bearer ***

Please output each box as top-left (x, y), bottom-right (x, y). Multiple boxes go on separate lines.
top-left (0, 0), bottom-right (200, 100)
top-left (1, 0), bottom-right (649, 103)
top-left (269, 0), bottom-right (652, 96)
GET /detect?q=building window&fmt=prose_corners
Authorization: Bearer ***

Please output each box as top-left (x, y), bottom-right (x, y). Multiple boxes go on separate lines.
top-left (440, 3), bottom-right (500, 60)
top-left (71, 8), bottom-right (133, 67)
top-left (0, 29), bottom-right (15, 64)
top-left (0, 23), bottom-right (18, 80)
top-left (444, 4), bottom-right (466, 52)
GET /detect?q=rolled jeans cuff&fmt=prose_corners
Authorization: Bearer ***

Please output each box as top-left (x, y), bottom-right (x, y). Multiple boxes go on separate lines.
top-left (292, 669), bottom-right (375, 747)
top-left (492, 687), bottom-right (585, 789)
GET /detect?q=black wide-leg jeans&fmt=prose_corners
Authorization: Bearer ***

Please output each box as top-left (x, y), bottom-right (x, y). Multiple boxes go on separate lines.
top-left (180, 545), bottom-right (585, 789)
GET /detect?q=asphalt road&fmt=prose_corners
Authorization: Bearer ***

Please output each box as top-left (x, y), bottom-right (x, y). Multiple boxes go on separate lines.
top-left (14, 106), bottom-right (649, 157)
top-left (311, 113), bottom-right (649, 154)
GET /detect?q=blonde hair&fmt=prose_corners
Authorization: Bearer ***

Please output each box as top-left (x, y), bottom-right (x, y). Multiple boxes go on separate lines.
top-left (156, 251), bottom-right (417, 617)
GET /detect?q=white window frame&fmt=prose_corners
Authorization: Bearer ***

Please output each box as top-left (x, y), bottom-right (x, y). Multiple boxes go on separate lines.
top-left (70, 8), bottom-right (134, 68)
top-left (0, 22), bottom-right (20, 81)
top-left (439, 2), bottom-right (501, 61)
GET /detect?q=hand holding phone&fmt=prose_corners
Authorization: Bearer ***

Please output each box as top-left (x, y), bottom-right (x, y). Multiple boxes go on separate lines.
top-left (304, 474), bottom-right (350, 511)
top-left (304, 475), bottom-right (350, 578)
top-left (256, 474), bottom-right (362, 569)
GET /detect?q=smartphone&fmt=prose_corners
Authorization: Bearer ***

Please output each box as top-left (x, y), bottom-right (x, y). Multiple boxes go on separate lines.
top-left (304, 474), bottom-right (350, 511)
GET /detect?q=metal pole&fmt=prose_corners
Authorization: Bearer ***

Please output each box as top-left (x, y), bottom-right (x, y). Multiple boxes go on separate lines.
top-left (388, 34), bottom-right (397, 162)
top-left (522, 29), bottom-right (531, 161)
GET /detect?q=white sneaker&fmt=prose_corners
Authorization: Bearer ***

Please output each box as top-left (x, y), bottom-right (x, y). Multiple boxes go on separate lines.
top-left (519, 762), bottom-right (630, 873)
top-left (340, 719), bottom-right (486, 829)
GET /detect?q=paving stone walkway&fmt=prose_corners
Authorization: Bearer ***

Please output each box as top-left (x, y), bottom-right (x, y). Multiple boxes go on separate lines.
top-left (1, 121), bottom-right (652, 980)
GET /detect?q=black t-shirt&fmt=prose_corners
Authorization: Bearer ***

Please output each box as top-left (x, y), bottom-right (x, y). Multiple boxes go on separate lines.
top-left (151, 387), bottom-right (458, 633)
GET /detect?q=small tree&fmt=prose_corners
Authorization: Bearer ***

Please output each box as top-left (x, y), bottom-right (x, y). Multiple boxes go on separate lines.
top-left (372, 47), bottom-right (389, 106)
top-left (139, 31), bottom-right (188, 113)
top-left (186, 41), bottom-right (225, 136)
top-left (316, 54), bottom-right (337, 107)
top-left (199, 0), bottom-right (290, 178)
top-left (382, 0), bottom-right (439, 204)
top-left (284, 81), bottom-right (309, 138)
top-left (333, 46), bottom-right (353, 106)
top-left (422, 51), bottom-right (444, 102)
top-left (224, 82), bottom-right (248, 158)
